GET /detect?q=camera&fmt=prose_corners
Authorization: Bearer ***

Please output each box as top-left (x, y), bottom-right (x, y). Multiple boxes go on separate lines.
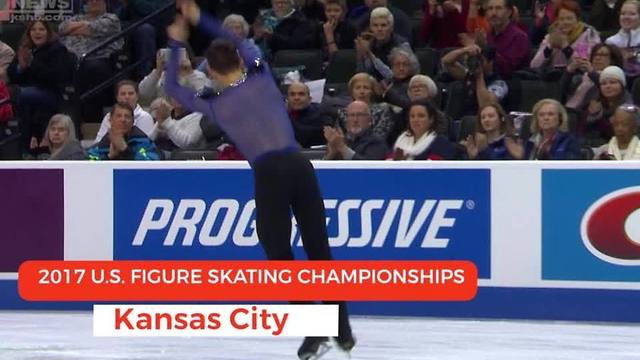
top-left (466, 55), bottom-right (481, 75)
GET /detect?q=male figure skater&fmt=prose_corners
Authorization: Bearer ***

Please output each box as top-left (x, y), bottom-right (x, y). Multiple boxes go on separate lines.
top-left (164, 1), bottom-right (355, 359)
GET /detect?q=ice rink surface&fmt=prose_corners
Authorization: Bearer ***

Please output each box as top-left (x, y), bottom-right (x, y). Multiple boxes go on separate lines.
top-left (1, 311), bottom-right (639, 360)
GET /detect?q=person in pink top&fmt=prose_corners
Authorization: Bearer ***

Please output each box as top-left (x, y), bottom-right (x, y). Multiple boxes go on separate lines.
top-left (530, 0), bottom-right (600, 71)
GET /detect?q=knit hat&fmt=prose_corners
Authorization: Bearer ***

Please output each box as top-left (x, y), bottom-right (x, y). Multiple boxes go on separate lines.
top-left (600, 66), bottom-right (626, 87)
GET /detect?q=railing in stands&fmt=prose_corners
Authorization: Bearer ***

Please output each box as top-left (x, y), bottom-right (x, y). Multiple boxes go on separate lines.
top-left (74, 1), bottom-right (176, 102)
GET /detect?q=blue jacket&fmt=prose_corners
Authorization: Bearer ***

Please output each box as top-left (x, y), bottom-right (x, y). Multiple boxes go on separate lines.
top-left (477, 136), bottom-right (515, 160)
top-left (525, 131), bottom-right (581, 160)
top-left (87, 126), bottom-right (159, 160)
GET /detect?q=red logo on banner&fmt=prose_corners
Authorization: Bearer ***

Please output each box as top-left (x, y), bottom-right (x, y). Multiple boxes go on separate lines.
top-left (581, 188), bottom-right (640, 263)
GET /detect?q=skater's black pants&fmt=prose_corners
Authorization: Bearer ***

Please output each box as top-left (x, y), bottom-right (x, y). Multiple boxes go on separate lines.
top-left (253, 150), bottom-right (351, 338)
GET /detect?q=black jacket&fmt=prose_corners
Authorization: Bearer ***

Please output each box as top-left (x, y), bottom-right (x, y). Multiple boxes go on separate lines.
top-left (289, 103), bottom-right (335, 148)
top-left (8, 40), bottom-right (75, 93)
top-left (346, 128), bottom-right (388, 160)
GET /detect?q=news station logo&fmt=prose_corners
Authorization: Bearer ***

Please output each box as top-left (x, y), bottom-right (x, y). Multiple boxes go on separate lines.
top-left (1, 0), bottom-right (74, 22)
top-left (542, 170), bottom-right (640, 282)
top-left (113, 168), bottom-right (491, 278)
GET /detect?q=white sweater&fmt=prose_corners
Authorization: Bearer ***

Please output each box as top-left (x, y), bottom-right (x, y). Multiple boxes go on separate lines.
top-left (149, 112), bottom-right (206, 149)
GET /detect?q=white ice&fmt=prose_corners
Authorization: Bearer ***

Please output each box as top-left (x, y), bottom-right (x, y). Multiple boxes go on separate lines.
top-left (1, 311), bottom-right (639, 360)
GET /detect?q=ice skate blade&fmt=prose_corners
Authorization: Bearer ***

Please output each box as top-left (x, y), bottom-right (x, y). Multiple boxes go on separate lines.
top-left (298, 342), bottom-right (331, 360)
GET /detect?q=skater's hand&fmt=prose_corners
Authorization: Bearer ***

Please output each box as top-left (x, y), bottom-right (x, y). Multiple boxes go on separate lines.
top-left (167, 14), bottom-right (189, 43)
top-left (177, 0), bottom-right (200, 26)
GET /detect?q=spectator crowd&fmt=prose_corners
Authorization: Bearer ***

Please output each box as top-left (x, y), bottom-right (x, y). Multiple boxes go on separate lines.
top-left (0, 0), bottom-right (639, 161)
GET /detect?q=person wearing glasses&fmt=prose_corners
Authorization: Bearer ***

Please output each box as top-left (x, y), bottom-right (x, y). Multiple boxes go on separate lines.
top-left (562, 43), bottom-right (624, 112)
top-left (324, 100), bottom-right (388, 159)
top-left (337, 72), bottom-right (394, 141)
top-left (596, 104), bottom-right (640, 159)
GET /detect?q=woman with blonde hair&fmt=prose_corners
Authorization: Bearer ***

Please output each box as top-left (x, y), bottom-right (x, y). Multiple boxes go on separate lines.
top-left (337, 72), bottom-right (394, 140)
top-left (525, 98), bottom-right (581, 159)
top-left (41, 114), bottom-right (85, 160)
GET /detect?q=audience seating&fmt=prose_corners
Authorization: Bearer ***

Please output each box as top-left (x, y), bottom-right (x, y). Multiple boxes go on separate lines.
top-left (273, 49), bottom-right (324, 81)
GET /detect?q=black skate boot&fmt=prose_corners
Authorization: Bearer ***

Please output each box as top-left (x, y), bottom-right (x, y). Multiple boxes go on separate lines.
top-left (333, 331), bottom-right (356, 356)
top-left (297, 336), bottom-right (330, 360)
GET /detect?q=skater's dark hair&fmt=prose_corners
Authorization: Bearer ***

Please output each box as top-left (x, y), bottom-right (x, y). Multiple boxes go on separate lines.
top-left (205, 39), bottom-right (241, 75)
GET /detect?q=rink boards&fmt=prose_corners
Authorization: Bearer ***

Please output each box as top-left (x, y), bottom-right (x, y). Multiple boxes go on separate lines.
top-left (1, 161), bottom-right (639, 322)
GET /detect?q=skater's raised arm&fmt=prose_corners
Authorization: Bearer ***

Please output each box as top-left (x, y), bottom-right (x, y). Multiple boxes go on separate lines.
top-left (164, 16), bottom-right (212, 118)
top-left (179, 0), bottom-right (261, 70)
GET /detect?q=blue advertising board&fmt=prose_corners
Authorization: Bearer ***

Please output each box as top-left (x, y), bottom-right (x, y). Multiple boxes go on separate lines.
top-left (542, 169), bottom-right (640, 281)
top-left (114, 168), bottom-right (491, 278)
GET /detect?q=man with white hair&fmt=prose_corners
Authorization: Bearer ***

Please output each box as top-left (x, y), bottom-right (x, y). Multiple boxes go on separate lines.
top-left (350, 0), bottom-right (412, 40)
top-left (355, 7), bottom-right (411, 80)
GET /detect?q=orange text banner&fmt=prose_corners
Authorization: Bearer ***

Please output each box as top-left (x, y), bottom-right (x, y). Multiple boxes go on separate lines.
top-left (18, 260), bottom-right (477, 301)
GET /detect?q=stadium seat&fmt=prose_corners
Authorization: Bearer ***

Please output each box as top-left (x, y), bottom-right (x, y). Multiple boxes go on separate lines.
top-left (0, 122), bottom-right (20, 160)
top-left (0, 22), bottom-right (26, 50)
top-left (457, 115), bottom-right (477, 142)
top-left (411, 17), bottom-right (425, 47)
top-left (388, 0), bottom-right (423, 18)
top-left (442, 81), bottom-right (467, 121)
top-left (507, 80), bottom-right (562, 113)
top-left (325, 50), bottom-right (357, 83)
top-left (580, 146), bottom-right (595, 160)
top-left (632, 77), bottom-right (640, 105)
top-left (273, 49), bottom-right (324, 81)
top-left (414, 47), bottom-right (439, 77)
